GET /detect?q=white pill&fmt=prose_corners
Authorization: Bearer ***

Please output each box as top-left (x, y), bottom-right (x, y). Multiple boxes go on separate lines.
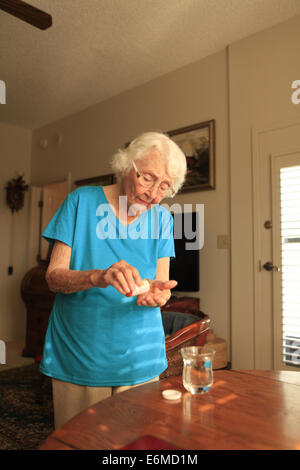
top-left (162, 389), bottom-right (182, 401)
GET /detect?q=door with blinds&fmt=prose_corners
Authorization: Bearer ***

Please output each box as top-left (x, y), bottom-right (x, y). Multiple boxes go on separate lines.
top-left (253, 121), bottom-right (300, 370)
top-left (272, 152), bottom-right (300, 370)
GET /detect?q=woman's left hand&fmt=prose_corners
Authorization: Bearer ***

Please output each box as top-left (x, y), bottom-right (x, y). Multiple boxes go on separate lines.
top-left (136, 280), bottom-right (177, 307)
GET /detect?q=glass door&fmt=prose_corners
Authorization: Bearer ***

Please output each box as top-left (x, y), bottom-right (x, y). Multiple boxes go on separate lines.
top-left (272, 153), bottom-right (300, 369)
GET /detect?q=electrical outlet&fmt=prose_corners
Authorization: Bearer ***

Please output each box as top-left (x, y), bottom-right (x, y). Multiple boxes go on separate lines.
top-left (217, 235), bottom-right (230, 250)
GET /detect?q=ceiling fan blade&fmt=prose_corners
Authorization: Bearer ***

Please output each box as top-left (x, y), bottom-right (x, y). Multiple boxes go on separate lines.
top-left (0, 0), bottom-right (52, 30)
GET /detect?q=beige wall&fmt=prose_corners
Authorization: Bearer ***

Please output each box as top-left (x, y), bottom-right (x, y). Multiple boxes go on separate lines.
top-left (0, 122), bottom-right (31, 341)
top-left (230, 14), bottom-right (300, 368)
top-left (32, 49), bottom-right (231, 347)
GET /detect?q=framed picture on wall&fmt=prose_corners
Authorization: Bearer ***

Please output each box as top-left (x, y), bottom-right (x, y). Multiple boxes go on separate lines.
top-left (74, 173), bottom-right (116, 188)
top-left (167, 119), bottom-right (215, 192)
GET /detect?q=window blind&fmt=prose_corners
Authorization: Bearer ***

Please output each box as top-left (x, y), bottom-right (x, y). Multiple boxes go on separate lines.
top-left (280, 166), bottom-right (300, 367)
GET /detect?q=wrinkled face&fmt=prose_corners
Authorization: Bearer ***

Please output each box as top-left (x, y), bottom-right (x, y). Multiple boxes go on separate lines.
top-left (121, 150), bottom-right (174, 214)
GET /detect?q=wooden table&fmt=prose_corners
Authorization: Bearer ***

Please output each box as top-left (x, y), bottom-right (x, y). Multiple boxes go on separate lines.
top-left (39, 370), bottom-right (300, 450)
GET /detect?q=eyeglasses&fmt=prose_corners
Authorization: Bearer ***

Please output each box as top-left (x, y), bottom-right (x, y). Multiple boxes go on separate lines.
top-left (132, 161), bottom-right (174, 197)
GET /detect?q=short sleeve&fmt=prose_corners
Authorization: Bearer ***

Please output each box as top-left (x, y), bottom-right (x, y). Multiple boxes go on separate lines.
top-left (158, 209), bottom-right (175, 259)
top-left (42, 191), bottom-right (77, 247)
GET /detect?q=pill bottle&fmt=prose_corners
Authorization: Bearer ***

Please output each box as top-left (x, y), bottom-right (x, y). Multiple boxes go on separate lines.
top-left (126, 279), bottom-right (152, 297)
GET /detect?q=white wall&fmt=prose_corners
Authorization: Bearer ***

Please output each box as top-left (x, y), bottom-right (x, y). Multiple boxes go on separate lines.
top-left (0, 122), bottom-right (31, 341)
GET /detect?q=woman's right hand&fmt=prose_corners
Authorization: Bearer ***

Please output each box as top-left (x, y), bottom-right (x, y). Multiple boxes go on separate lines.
top-left (90, 260), bottom-right (143, 296)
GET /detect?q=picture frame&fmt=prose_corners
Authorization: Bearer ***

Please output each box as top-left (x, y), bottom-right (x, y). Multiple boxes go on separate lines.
top-left (74, 173), bottom-right (116, 188)
top-left (167, 119), bottom-right (215, 192)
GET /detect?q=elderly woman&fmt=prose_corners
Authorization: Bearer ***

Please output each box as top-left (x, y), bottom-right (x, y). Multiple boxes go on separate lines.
top-left (40, 131), bottom-right (187, 429)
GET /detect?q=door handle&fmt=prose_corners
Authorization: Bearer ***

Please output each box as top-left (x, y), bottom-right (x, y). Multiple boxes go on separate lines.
top-left (262, 261), bottom-right (280, 272)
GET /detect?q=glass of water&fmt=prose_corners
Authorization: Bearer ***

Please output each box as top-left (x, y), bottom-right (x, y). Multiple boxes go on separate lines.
top-left (181, 346), bottom-right (216, 394)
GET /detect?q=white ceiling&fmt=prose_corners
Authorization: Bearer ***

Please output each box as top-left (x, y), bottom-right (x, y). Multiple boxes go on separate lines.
top-left (1, 0), bottom-right (300, 130)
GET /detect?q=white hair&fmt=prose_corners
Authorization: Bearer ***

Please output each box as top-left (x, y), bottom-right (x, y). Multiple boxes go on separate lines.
top-left (111, 132), bottom-right (187, 197)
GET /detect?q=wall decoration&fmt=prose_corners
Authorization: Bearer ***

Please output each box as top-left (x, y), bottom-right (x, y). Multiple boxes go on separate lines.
top-left (168, 120), bottom-right (215, 192)
top-left (5, 174), bottom-right (29, 213)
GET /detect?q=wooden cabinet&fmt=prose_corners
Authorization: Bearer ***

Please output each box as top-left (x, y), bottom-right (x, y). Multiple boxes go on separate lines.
top-left (21, 263), bottom-right (55, 357)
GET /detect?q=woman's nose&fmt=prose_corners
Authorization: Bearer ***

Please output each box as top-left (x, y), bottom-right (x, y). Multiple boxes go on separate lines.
top-left (146, 184), bottom-right (160, 199)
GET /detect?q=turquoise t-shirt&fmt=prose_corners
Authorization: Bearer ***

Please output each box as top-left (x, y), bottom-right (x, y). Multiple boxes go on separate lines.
top-left (40, 186), bottom-right (175, 386)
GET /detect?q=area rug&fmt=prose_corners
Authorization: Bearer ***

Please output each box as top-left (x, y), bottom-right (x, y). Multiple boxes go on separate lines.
top-left (0, 363), bottom-right (54, 450)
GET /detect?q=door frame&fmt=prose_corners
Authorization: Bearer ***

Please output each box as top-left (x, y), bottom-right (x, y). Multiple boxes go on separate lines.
top-left (27, 173), bottom-right (72, 270)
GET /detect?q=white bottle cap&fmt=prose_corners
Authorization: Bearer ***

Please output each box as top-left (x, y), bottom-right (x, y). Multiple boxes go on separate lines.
top-left (129, 279), bottom-right (151, 297)
top-left (162, 389), bottom-right (182, 401)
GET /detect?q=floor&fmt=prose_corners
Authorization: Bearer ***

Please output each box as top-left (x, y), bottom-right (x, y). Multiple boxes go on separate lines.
top-left (0, 340), bottom-right (35, 371)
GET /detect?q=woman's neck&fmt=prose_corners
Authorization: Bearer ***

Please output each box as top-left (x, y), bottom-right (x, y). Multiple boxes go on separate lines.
top-left (103, 183), bottom-right (138, 226)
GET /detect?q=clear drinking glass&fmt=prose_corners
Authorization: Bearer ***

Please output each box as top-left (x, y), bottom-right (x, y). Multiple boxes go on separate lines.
top-left (181, 346), bottom-right (216, 394)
